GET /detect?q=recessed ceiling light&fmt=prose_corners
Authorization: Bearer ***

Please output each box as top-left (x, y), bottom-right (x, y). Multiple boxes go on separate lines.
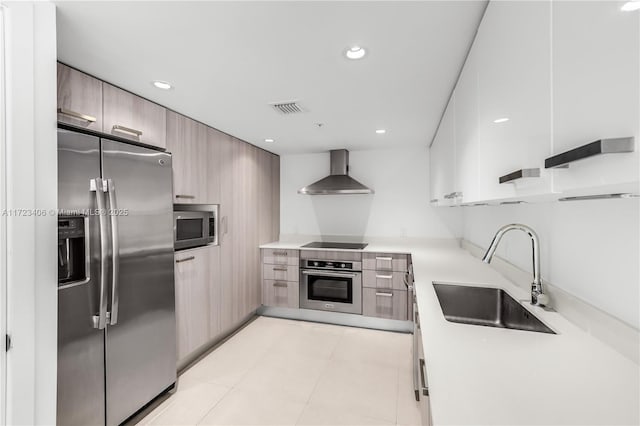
top-left (621, 1), bottom-right (640, 11)
top-left (493, 117), bottom-right (510, 123)
top-left (375, 129), bottom-right (386, 134)
top-left (345, 46), bottom-right (367, 60)
top-left (152, 80), bottom-right (172, 90)
top-left (264, 138), bottom-right (275, 143)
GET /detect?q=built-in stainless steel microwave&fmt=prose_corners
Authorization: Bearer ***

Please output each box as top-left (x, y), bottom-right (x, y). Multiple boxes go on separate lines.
top-left (173, 204), bottom-right (218, 250)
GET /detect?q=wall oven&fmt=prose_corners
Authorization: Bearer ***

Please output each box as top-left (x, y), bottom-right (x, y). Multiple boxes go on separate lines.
top-left (173, 204), bottom-right (218, 250)
top-left (300, 259), bottom-right (362, 314)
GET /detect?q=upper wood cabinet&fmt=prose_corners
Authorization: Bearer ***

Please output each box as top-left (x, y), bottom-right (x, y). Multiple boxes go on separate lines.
top-left (206, 127), bottom-right (227, 205)
top-left (103, 83), bottom-right (167, 149)
top-left (57, 63), bottom-right (103, 132)
top-left (551, 0), bottom-right (639, 193)
top-left (166, 111), bottom-right (208, 203)
top-left (476, 0), bottom-right (552, 200)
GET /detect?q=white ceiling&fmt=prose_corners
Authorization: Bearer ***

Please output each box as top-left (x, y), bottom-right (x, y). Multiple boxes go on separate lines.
top-left (55, 1), bottom-right (487, 155)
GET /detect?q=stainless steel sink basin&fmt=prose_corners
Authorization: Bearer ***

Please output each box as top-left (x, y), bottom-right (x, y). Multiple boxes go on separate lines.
top-left (433, 283), bottom-right (556, 334)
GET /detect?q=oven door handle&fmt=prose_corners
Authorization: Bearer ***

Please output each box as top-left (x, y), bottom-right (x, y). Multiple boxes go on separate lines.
top-left (301, 270), bottom-right (358, 278)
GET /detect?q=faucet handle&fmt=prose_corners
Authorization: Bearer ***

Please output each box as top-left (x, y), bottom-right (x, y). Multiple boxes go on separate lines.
top-left (534, 293), bottom-right (550, 307)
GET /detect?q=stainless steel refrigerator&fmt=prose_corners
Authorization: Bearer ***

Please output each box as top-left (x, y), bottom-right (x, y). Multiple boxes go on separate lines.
top-left (57, 128), bottom-right (176, 425)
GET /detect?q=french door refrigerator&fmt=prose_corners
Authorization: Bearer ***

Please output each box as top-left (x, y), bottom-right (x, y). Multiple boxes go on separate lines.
top-left (57, 128), bottom-right (177, 425)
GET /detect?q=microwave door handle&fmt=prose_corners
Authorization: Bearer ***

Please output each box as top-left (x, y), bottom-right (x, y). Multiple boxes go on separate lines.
top-left (107, 179), bottom-right (120, 325)
top-left (90, 178), bottom-right (109, 330)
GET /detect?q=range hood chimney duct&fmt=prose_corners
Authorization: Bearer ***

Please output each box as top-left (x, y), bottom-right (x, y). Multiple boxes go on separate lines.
top-left (298, 149), bottom-right (374, 195)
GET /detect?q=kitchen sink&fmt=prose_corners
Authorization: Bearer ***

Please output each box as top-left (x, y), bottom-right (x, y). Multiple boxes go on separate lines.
top-left (433, 283), bottom-right (556, 334)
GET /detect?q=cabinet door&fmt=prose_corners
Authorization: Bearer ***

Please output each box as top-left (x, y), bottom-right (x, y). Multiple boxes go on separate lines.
top-left (103, 83), bottom-right (167, 149)
top-left (206, 127), bottom-right (225, 204)
top-left (208, 246), bottom-right (222, 341)
top-left (476, 0), bottom-right (552, 200)
top-left (552, 0), bottom-right (639, 192)
top-left (219, 133), bottom-right (236, 333)
top-left (57, 63), bottom-right (103, 132)
top-left (174, 247), bottom-right (210, 361)
top-left (166, 111), bottom-right (208, 203)
top-left (271, 154), bottom-right (280, 239)
top-left (429, 94), bottom-right (456, 206)
top-left (363, 288), bottom-right (408, 320)
top-left (454, 48), bottom-right (479, 204)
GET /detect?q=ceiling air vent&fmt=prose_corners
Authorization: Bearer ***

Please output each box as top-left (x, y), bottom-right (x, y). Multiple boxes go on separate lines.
top-left (270, 101), bottom-right (305, 115)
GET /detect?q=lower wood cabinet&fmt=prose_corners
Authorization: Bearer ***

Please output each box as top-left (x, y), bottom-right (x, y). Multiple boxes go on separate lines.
top-left (362, 288), bottom-right (408, 320)
top-left (261, 249), bottom-right (299, 309)
top-left (174, 245), bottom-right (220, 363)
top-left (262, 280), bottom-right (299, 309)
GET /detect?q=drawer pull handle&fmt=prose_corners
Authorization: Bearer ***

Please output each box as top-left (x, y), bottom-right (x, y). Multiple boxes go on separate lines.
top-left (272, 267), bottom-right (288, 271)
top-left (112, 124), bottom-right (143, 137)
top-left (376, 257), bottom-right (393, 261)
top-left (375, 292), bottom-right (393, 297)
top-left (272, 282), bottom-right (288, 288)
top-left (176, 256), bottom-right (195, 263)
top-left (273, 250), bottom-right (288, 256)
top-left (376, 274), bottom-right (393, 280)
top-left (175, 194), bottom-right (196, 199)
top-left (57, 107), bottom-right (96, 123)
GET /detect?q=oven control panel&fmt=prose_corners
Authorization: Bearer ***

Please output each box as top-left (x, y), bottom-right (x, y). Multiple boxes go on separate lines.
top-left (304, 259), bottom-right (354, 270)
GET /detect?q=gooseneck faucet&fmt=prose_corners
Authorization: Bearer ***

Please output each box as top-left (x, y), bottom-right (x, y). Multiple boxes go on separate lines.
top-left (482, 224), bottom-right (549, 307)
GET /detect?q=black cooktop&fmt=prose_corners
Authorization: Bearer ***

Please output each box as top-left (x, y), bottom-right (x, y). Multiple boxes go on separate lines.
top-left (301, 241), bottom-right (368, 250)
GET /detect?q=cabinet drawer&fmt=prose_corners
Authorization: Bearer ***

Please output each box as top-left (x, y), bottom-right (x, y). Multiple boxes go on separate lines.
top-left (363, 253), bottom-right (409, 272)
top-left (363, 270), bottom-right (406, 291)
top-left (262, 280), bottom-right (299, 309)
top-left (363, 288), bottom-right (408, 321)
top-left (262, 249), bottom-right (299, 266)
top-left (57, 63), bottom-right (103, 132)
top-left (103, 83), bottom-right (167, 149)
top-left (263, 264), bottom-right (299, 282)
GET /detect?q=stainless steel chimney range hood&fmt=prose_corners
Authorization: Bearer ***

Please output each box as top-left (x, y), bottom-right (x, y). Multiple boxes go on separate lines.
top-left (298, 149), bottom-right (374, 195)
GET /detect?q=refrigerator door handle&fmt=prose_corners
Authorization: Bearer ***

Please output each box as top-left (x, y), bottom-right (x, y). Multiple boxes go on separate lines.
top-left (91, 178), bottom-right (109, 330)
top-left (107, 179), bottom-right (120, 325)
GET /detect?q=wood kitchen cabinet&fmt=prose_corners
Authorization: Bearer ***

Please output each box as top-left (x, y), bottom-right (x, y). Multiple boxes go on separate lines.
top-left (261, 249), bottom-right (299, 309)
top-left (174, 246), bottom-right (215, 362)
top-left (166, 111), bottom-right (208, 203)
top-left (362, 252), bottom-right (411, 321)
top-left (363, 288), bottom-right (408, 321)
top-left (103, 83), bottom-right (167, 149)
top-left (57, 63), bottom-right (104, 132)
top-left (218, 137), bottom-right (279, 334)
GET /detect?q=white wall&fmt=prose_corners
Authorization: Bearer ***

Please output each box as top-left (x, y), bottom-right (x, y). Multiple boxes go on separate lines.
top-left (2, 1), bottom-right (58, 424)
top-left (463, 199), bottom-right (640, 329)
top-left (280, 148), bottom-right (462, 239)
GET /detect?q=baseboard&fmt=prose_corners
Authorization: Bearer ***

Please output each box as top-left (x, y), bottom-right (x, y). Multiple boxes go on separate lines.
top-left (257, 305), bottom-right (413, 333)
top-left (462, 239), bottom-right (640, 365)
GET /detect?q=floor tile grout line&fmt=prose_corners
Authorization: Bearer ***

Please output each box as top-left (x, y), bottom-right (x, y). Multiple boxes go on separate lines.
top-left (293, 329), bottom-right (345, 426)
top-left (193, 384), bottom-right (234, 426)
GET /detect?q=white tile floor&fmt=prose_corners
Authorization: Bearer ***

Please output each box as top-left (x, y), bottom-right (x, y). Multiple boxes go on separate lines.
top-left (137, 316), bottom-right (422, 426)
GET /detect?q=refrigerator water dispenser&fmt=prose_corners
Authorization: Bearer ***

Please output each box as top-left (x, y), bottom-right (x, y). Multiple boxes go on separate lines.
top-left (58, 216), bottom-right (87, 285)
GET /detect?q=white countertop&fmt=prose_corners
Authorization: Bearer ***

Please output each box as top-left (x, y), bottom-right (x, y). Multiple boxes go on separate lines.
top-left (260, 239), bottom-right (640, 425)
